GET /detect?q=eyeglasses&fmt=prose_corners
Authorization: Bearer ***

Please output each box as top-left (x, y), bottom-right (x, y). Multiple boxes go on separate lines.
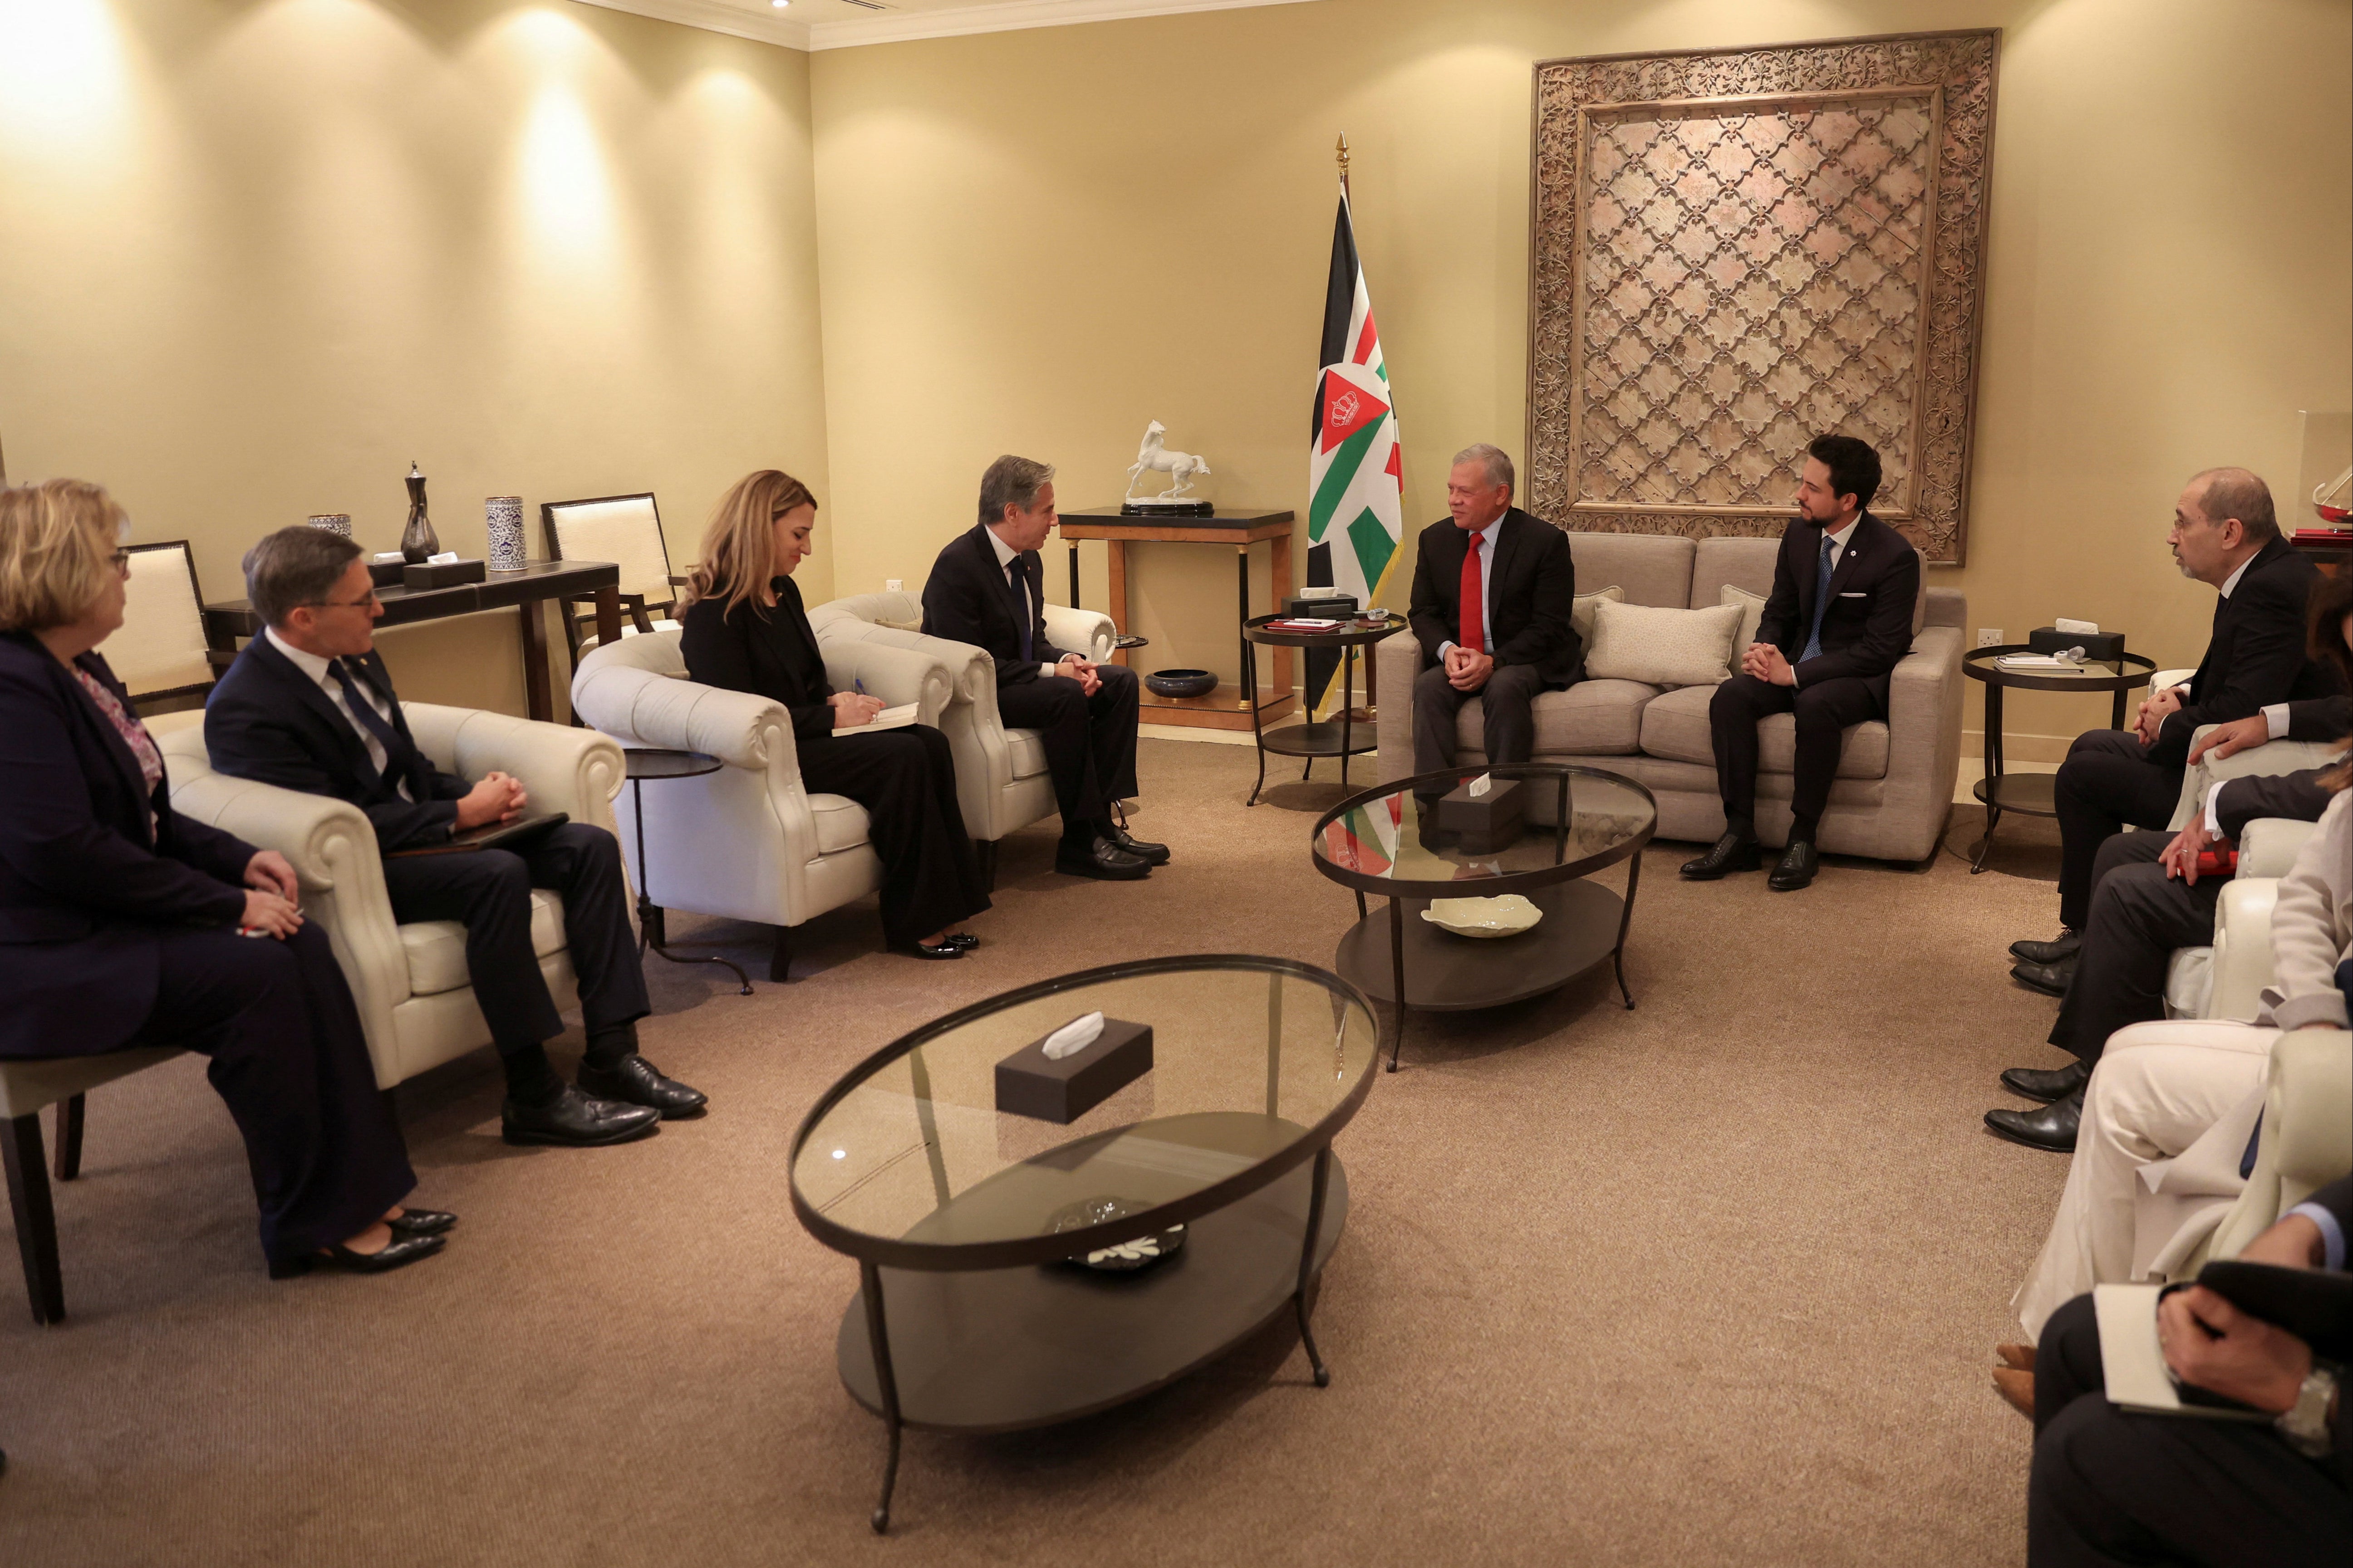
top-left (108, 549), bottom-right (131, 575)
top-left (305, 591), bottom-right (382, 612)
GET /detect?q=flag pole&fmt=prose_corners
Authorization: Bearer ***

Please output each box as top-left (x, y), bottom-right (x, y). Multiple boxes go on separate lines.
top-left (1336, 133), bottom-right (1350, 200)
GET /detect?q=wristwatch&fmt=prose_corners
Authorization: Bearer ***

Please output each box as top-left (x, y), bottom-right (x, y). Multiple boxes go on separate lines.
top-left (2275, 1361), bottom-right (2339, 1459)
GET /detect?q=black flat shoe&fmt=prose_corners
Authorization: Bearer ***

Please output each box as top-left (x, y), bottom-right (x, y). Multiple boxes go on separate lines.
top-left (270, 1231), bottom-right (445, 1279)
top-left (2010, 931), bottom-right (2082, 965)
top-left (578, 1054), bottom-right (708, 1120)
top-left (1768, 839), bottom-right (1819, 892)
top-left (2000, 1058), bottom-right (2092, 1103)
top-left (1056, 835), bottom-right (1151, 881)
top-left (1109, 829), bottom-right (1170, 866)
top-left (905, 939), bottom-right (966, 960)
top-left (387, 1206), bottom-right (458, 1238)
top-left (1680, 832), bottom-right (1760, 879)
top-left (2010, 959), bottom-right (2075, 998)
top-left (1985, 1089), bottom-right (2083, 1153)
top-left (938, 932), bottom-right (979, 950)
top-left (503, 1086), bottom-right (663, 1147)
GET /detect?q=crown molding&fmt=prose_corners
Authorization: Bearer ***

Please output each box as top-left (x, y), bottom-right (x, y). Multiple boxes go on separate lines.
top-left (571, 0), bottom-right (1328, 54)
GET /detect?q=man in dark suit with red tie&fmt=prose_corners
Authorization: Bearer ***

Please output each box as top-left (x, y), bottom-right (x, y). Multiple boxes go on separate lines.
top-left (1684, 434), bottom-right (1920, 891)
top-left (1405, 444), bottom-right (1580, 778)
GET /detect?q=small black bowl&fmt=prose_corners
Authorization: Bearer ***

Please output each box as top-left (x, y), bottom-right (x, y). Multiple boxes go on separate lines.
top-left (1145, 668), bottom-right (1218, 700)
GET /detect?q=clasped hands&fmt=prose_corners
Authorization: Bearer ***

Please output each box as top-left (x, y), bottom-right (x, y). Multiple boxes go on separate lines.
top-left (1739, 642), bottom-right (1796, 687)
top-left (2131, 685), bottom-right (2187, 747)
top-left (238, 849), bottom-right (303, 938)
top-left (1442, 644), bottom-right (1495, 692)
top-left (2155, 1211), bottom-right (2326, 1416)
top-left (1049, 653), bottom-right (1102, 696)
top-left (455, 769), bottom-right (529, 830)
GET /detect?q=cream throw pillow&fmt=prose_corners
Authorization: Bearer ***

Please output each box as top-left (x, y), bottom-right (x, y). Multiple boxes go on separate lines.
top-left (1571, 584), bottom-right (1624, 648)
top-left (874, 613), bottom-right (925, 633)
top-left (1584, 597), bottom-right (1744, 687)
top-left (1719, 583), bottom-right (1767, 654)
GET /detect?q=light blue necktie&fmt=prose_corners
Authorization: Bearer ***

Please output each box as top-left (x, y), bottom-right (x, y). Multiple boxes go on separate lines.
top-left (1801, 534), bottom-right (1834, 663)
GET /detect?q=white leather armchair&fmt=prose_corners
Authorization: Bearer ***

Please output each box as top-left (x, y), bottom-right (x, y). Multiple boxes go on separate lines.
top-left (569, 627), bottom-right (956, 980)
top-left (159, 705), bottom-right (625, 1089)
top-left (2204, 1027), bottom-right (2353, 1264)
top-left (807, 589), bottom-right (1115, 882)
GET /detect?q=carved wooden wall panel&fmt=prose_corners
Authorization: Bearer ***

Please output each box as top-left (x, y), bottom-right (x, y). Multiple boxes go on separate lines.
top-left (1528, 32), bottom-right (1999, 564)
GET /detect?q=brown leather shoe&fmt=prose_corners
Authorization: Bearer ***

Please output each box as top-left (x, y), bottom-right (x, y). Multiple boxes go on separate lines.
top-left (1992, 1366), bottom-right (2035, 1419)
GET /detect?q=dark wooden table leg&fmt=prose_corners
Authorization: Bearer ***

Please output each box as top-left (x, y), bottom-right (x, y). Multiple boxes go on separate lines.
top-left (519, 599), bottom-right (552, 723)
top-left (594, 586), bottom-right (623, 651)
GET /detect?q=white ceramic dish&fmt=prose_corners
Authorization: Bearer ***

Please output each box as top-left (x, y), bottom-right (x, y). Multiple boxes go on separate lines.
top-left (1420, 893), bottom-right (1544, 938)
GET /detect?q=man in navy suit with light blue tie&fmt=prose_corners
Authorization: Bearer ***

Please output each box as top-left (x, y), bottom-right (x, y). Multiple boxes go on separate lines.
top-left (1684, 435), bottom-right (1919, 891)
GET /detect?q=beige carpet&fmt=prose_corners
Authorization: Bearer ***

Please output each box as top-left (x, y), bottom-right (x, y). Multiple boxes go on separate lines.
top-left (0, 739), bottom-right (2080, 1565)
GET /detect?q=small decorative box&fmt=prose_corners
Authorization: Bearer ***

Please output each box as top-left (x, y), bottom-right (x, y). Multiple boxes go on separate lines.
top-left (1435, 775), bottom-right (1524, 855)
top-left (1284, 592), bottom-right (1358, 621)
top-left (995, 1016), bottom-right (1154, 1124)
top-left (402, 558), bottom-right (488, 591)
top-left (2029, 626), bottom-right (2125, 662)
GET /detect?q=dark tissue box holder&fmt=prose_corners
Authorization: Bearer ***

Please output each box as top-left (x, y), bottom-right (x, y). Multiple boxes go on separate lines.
top-left (2029, 627), bottom-right (2126, 662)
top-left (1284, 593), bottom-right (1359, 621)
top-left (367, 560), bottom-right (408, 588)
top-left (996, 1017), bottom-right (1154, 1125)
top-left (1436, 776), bottom-right (1524, 855)
top-left (403, 558), bottom-right (488, 591)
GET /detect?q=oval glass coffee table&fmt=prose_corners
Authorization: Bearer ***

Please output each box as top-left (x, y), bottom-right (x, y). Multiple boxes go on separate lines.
top-left (1312, 764), bottom-right (1657, 1070)
top-left (789, 955), bottom-right (1380, 1532)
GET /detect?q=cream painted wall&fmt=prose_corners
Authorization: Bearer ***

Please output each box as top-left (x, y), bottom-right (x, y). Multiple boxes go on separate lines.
top-left (0, 0), bottom-right (832, 716)
top-left (809, 0), bottom-right (2352, 750)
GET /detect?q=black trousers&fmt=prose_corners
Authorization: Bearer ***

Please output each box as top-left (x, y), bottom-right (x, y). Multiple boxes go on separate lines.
top-left (1707, 671), bottom-right (1881, 836)
top-left (380, 823), bottom-right (648, 1050)
top-left (124, 922), bottom-right (414, 1264)
top-left (2054, 728), bottom-right (2185, 931)
top-left (1411, 661), bottom-right (1549, 774)
top-left (2029, 1293), bottom-right (2349, 1566)
top-left (797, 723), bottom-right (991, 946)
top-left (2051, 831), bottom-right (2224, 1063)
top-left (995, 662), bottom-right (1140, 832)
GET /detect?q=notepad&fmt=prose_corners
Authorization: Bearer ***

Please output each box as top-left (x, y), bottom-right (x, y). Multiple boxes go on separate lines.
top-left (2093, 1283), bottom-right (2272, 1421)
top-left (838, 702), bottom-right (920, 735)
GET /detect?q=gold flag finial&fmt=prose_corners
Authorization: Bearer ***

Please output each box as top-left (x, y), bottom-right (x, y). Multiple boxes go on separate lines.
top-left (1336, 132), bottom-right (1351, 197)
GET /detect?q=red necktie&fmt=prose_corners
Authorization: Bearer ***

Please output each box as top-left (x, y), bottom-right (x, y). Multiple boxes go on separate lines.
top-left (1459, 534), bottom-right (1484, 655)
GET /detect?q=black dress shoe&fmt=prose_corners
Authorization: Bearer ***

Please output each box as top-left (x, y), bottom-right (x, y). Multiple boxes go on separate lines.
top-left (270, 1231), bottom-right (445, 1279)
top-left (1985, 1089), bottom-right (2083, 1152)
top-left (2010, 958), bottom-right (2075, 998)
top-left (2010, 931), bottom-right (2083, 965)
top-left (2000, 1058), bottom-right (2092, 1103)
top-left (387, 1206), bottom-right (458, 1238)
top-left (1056, 835), bottom-right (1151, 881)
top-left (904, 939), bottom-right (966, 960)
top-left (1680, 833), bottom-right (1761, 879)
top-left (1109, 828), bottom-right (1170, 866)
top-left (578, 1054), bottom-right (708, 1120)
top-left (503, 1085), bottom-right (663, 1147)
top-left (1768, 839), bottom-right (1819, 892)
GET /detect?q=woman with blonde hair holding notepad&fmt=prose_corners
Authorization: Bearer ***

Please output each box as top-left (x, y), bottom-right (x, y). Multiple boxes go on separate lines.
top-left (679, 470), bottom-right (988, 960)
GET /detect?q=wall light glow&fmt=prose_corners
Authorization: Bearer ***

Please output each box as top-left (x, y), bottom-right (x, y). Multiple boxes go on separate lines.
top-left (0, 0), bottom-right (130, 136)
top-left (518, 88), bottom-right (614, 253)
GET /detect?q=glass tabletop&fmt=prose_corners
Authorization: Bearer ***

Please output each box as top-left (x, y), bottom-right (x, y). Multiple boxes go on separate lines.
top-left (624, 747), bottom-right (723, 781)
top-left (789, 956), bottom-right (1380, 1269)
top-left (1310, 764), bottom-right (1657, 894)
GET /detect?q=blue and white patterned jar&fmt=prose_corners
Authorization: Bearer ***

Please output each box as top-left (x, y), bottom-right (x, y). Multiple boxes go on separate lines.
top-left (485, 496), bottom-right (526, 571)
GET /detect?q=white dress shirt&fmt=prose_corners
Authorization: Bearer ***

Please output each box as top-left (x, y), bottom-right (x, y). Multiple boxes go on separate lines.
top-left (265, 627), bottom-right (412, 801)
top-left (985, 526), bottom-right (1060, 678)
top-left (1437, 519), bottom-right (1503, 660)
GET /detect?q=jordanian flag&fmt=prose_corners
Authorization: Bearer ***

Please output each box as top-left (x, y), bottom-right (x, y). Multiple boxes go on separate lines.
top-left (1308, 190), bottom-right (1402, 715)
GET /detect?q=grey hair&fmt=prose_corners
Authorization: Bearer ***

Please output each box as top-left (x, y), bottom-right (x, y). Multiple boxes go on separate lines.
top-left (978, 455), bottom-right (1056, 528)
top-left (2188, 467), bottom-right (2278, 544)
top-left (1452, 444), bottom-right (1515, 495)
top-left (244, 525), bottom-right (363, 629)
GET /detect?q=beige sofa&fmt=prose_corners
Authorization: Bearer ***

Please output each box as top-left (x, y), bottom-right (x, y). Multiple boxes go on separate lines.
top-left (1375, 531), bottom-right (1966, 863)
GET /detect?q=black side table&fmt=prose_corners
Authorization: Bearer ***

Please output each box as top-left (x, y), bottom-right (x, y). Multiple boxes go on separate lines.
top-left (624, 749), bottom-right (752, 994)
top-left (1240, 613), bottom-right (1405, 806)
top-left (1962, 646), bottom-right (2159, 873)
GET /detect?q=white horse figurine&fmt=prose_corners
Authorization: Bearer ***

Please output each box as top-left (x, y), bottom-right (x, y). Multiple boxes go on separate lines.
top-left (1124, 421), bottom-right (1213, 502)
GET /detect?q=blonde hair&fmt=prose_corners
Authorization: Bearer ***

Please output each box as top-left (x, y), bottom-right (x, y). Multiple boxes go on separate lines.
top-left (678, 470), bottom-right (818, 619)
top-left (0, 479), bottom-right (128, 633)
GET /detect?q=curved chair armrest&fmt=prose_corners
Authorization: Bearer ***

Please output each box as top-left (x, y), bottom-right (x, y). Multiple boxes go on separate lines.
top-left (2150, 668), bottom-right (2196, 698)
top-left (1043, 603), bottom-right (1115, 663)
top-left (401, 703), bottom-right (625, 836)
top-left (820, 640), bottom-right (956, 725)
top-left (2239, 818), bottom-right (2320, 880)
top-left (2168, 726), bottom-right (2346, 830)
top-left (2210, 1027), bottom-right (2353, 1263)
top-left (571, 660), bottom-right (800, 781)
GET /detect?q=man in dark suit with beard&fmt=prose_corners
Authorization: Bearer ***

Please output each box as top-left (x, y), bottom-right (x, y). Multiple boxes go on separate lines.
top-left (1683, 434), bottom-right (1921, 892)
top-left (1405, 443), bottom-right (1581, 777)
top-left (921, 455), bottom-right (1164, 881)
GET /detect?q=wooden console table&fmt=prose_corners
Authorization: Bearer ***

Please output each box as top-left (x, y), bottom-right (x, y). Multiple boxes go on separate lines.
top-left (201, 559), bottom-right (622, 724)
top-left (1057, 508), bottom-right (1295, 731)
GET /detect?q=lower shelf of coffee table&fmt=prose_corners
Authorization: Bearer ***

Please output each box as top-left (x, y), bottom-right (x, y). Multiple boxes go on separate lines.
top-left (1333, 880), bottom-right (1622, 1010)
top-left (835, 1153), bottom-right (1348, 1434)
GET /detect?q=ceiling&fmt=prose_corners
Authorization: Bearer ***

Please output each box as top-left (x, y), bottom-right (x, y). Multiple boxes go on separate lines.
top-left (571, 0), bottom-right (1326, 53)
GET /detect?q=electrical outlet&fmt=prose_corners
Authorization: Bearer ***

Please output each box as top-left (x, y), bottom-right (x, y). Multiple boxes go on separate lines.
top-left (885, 578), bottom-right (903, 592)
top-left (1976, 627), bottom-right (2004, 648)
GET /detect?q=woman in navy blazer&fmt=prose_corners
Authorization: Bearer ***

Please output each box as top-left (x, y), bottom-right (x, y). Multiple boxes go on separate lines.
top-left (0, 480), bottom-right (446, 1279)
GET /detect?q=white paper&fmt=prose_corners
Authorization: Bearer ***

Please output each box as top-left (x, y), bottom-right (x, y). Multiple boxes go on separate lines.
top-left (2054, 617), bottom-right (2101, 635)
top-left (1468, 772), bottom-right (1493, 798)
top-left (427, 550), bottom-right (460, 565)
top-left (373, 551), bottom-right (406, 564)
top-left (1041, 1011), bottom-right (1105, 1061)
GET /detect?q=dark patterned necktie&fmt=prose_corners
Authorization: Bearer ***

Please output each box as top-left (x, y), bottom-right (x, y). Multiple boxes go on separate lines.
top-left (328, 658), bottom-right (418, 785)
top-left (1802, 534), bottom-right (1834, 663)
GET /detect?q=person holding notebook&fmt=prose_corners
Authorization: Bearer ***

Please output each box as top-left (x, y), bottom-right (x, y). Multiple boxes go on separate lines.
top-left (205, 527), bottom-right (704, 1146)
top-left (679, 470), bottom-right (989, 960)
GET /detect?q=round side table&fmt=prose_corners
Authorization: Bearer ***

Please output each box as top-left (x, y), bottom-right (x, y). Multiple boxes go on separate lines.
top-left (1961, 646), bottom-right (2158, 873)
top-left (1240, 612), bottom-right (1405, 806)
top-left (622, 748), bottom-right (752, 994)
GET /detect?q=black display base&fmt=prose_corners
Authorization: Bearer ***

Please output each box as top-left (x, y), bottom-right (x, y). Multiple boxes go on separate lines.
top-left (367, 560), bottom-right (408, 588)
top-left (1120, 500), bottom-right (1216, 517)
top-left (402, 558), bottom-right (488, 590)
